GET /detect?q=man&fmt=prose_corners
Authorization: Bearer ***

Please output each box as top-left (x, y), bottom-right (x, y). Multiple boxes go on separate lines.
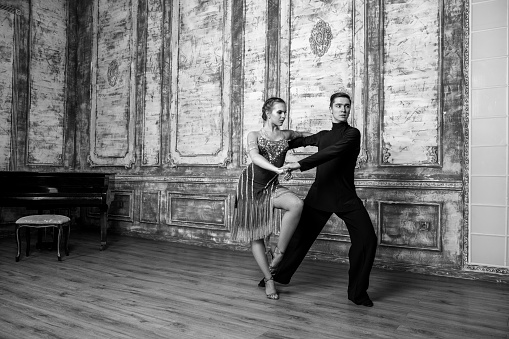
top-left (262, 92), bottom-right (377, 307)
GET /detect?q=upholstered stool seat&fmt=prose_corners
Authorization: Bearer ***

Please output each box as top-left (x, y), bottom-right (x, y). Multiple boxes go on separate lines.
top-left (15, 214), bottom-right (71, 262)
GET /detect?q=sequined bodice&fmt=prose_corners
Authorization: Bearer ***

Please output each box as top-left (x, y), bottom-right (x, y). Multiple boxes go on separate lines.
top-left (257, 133), bottom-right (289, 167)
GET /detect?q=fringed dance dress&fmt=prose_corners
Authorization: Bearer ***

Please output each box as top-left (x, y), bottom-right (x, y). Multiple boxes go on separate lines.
top-left (230, 132), bottom-right (292, 243)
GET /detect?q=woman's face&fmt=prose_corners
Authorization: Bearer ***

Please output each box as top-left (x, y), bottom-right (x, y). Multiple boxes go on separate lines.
top-left (267, 102), bottom-right (287, 126)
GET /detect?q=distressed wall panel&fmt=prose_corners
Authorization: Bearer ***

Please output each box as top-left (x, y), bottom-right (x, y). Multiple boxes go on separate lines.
top-left (142, 0), bottom-right (163, 166)
top-left (319, 215), bottom-right (350, 242)
top-left (89, 0), bottom-right (137, 168)
top-left (140, 191), bottom-right (160, 223)
top-left (280, 0), bottom-right (353, 151)
top-left (166, 193), bottom-right (227, 230)
top-left (27, 0), bottom-right (67, 165)
top-left (109, 190), bottom-right (134, 221)
top-left (0, 9), bottom-right (14, 170)
top-left (168, 0), bottom-right (232, 166)
top-left (380, 0), bottom-right (441, 166)
top-left (379, 201), bottom-right (441, 251)
top-left (353, 0), bottom-right (368, 167)
top-left (240, 0), bottom-right (267, 165)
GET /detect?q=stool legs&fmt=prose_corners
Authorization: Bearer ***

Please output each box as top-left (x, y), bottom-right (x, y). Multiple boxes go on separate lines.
top-left (64, 225), bottom-right (70, 256)
top-left (36, 229), bottom-right (43, 250)
top-left (15, 224), bottom-right (69, 261)
top-left (26, 227), bottom-right (31, 257)
top-left (15, 226), bottom-right (21, 262)
top-left (57, 226), bottom-right (62, 261)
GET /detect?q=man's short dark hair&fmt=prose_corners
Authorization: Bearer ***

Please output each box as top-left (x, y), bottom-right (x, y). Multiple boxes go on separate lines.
top-left (329, 92), bottom-right (351, 108)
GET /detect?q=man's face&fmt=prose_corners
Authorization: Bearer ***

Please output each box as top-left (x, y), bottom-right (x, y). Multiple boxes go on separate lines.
top-left (330, 97), bottom-right (351, 123)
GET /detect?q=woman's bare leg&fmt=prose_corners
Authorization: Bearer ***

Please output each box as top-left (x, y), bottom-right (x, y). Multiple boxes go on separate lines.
top-left (270, 191), bottom-right (303, 269)
top-left (252, 239), bottom-right (278, 298)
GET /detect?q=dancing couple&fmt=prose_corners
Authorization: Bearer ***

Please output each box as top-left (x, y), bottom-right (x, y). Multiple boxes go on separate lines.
top-left (230, 93), bottom-right (377, 307)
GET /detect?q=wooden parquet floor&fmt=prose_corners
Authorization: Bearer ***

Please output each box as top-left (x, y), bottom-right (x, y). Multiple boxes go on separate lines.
top-left (0, 230), bottom-right (508, 339)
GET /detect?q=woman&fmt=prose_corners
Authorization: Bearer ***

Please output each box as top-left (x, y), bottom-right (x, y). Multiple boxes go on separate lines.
top-left (231, 97), bottom-right (311, 300)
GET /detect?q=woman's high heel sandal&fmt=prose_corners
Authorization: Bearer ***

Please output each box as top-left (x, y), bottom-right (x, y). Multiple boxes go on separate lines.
top-left (269, 246), bottom-right (284, 274)
top-left (264, 276), bottom-right (279, 300)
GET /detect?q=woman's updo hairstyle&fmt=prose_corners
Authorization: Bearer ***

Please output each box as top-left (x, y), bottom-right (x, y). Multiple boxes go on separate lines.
top-left (261, 97), bottom-right (285, 121)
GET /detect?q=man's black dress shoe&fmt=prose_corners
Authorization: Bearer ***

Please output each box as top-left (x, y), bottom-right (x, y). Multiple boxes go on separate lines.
top-left (360, 299), bottom-right (374, 307)
top-left (349, 297), bottom-right (373, 307)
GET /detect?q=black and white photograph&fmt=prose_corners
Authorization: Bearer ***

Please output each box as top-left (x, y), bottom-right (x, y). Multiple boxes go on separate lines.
top-left (0, 0), bottom-right (508, 338)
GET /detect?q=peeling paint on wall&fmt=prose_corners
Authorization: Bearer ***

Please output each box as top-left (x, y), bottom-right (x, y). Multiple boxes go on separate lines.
top-left (381, 0), bottom-right (441, 166)
top-left (282, 0), bottom-right (353, 139)
top-left (89, 0), bottom-right (137, 168)
top-left (142, 0), bottom-right (163, 166)
top-left (241, 0), bottom-right (267, 165)
top-left (0, 9), bottom-right (13, 170)
top-left (27, 0), bottom-right (67, 165)
top-left (168, 0), bottom-right (232, 166)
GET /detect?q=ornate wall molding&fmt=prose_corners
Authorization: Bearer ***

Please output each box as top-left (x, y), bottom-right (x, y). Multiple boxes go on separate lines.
top-left (108, 190), bottom-right (135, 222)
top-left (462, 2), bottom-right (470, 270)
top-left (141, 0), bottom-right (163, 167)
top-left (353, 0), bottom-right (369, 169)
top-left (378, 201), bottom-right (442, 251)
top-left (239, 0), bottom-right (268, 166)
top-left (88, 0), bottom-right (138, 168)
top-left (165, 192), bottom-right (231, 230)
top-left (355, 179), bottom-right (462, 190)
top-left (113, 174), bottom-right (462, 192)
top-left (140, 190), bottom-right (161, 224)
top-left (114, 175), bottom-right (238, 184)
top-left (280, 0), bottom-right (363, 157)
top-left (0, 4), bottom-right (21, 15)
top-left (0, 8), bottom-right (16, 170)
top-left (167, 0), bottom-right (232, 167)
top-left (378, 0), bottom-right (443, 167)
top-left (26, 0), bottom-right (68, 166)
top-left (460, 1), bottom-right (505, 275)
top-left (465, 264), bottom-right (509, 276)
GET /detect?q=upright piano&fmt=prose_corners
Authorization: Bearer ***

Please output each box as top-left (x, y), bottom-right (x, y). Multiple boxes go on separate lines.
top-left (0, 171), bottom-right (114, 250)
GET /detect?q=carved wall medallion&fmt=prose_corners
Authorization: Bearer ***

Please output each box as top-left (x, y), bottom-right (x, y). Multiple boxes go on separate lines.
top-left (0, 4), bottom-right (21, 15)
top-left (426, 145), bottom-right (438, 164)
top-left (309, 19), bottom-right (332, 57)
top-left (382, 146), bottom-right (391, 163)
top-left (355, 148), bottom-right (368, 169)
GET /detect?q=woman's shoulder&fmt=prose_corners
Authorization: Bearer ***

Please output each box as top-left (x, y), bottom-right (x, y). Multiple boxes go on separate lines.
top-left (247, 130), bottom-right (261, 139)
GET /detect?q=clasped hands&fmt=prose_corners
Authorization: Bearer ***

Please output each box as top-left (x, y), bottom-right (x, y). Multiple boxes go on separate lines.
top-left (277, 162), bottom-right (301, 181)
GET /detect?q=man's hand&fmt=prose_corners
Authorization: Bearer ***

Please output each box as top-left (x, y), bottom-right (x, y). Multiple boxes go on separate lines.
top-left (282, 162), bottom-right (301, 172)
top-left (280, 162), bottom-right (300, 181)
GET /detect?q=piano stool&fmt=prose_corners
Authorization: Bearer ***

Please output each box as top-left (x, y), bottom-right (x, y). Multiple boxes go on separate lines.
top-left (15, 215), bottom-right (71, 262)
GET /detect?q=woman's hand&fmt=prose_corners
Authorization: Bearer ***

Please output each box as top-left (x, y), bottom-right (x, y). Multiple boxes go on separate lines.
top-left (273, 167), bottom-right (286, 175)
top-left (281, 162), bottom-right (301, 172)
